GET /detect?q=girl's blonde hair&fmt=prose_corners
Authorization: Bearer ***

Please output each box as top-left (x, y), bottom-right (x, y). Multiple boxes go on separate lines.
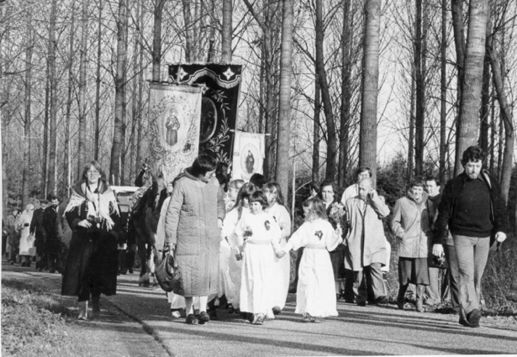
top-left (302, 197), bottom-right (327, 220)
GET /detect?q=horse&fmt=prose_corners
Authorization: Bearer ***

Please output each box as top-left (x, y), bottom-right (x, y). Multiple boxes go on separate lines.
top-left (129, 171), bottom-right (168, 287)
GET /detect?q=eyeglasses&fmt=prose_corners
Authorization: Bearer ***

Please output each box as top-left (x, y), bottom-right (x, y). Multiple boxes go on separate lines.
top-left (87, 170), bottom-right (100, 175)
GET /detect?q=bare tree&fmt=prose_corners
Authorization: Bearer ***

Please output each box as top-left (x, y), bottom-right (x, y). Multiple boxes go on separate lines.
top-left (439, 0), bottom-right (447, 184)
top-left (110, 0), bottom-right (129, 184)
top-left (21, 7), bottom-right (33, 205)
top-left (77, 0), bottom-right (89, 177)
top-left (221, 0), bottom-right (232, 63)
top-left (152, 0), bottom-right (166, 82)
top-left (94, 0), bottom-right (103, 160)
top-left (47, 0), bottom-right (58, 194)
top-left (276, 0), bottom-right (294, 197)
top-left (454, 0), bottom-right (489, 175)
top-left (359, 0), bottom-right (381, 184)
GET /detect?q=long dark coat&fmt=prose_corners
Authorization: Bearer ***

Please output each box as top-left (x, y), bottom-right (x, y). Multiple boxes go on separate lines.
top-left (61, 180), bottom-right (119, 297)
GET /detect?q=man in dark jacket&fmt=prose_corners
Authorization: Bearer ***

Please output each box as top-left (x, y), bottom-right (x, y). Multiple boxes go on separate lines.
top-left (433, 146), bottom-right (508, 328)
top-left (31, 200), bottom-right (48, 271)
top-left (43, 194), bottom-right (64, 273)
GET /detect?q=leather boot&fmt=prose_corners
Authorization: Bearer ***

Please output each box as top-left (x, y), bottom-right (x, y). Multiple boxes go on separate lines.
top-left (92, 295), bottom-right (100, 314)
top-left (397, 284), bottom-right (408, 310)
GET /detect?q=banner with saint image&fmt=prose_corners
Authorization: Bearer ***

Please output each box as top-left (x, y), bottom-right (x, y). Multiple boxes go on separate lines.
top-left (231, 130), bottom-right (265, 182)
top-left (148, 83), bottom-right (203, 183)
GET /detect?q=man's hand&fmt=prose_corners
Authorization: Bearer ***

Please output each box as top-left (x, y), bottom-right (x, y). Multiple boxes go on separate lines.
top-left (432, 243), bottom-right (444, 257)
top-left (217, 218), bottom-right (223, 229)
top-left (495, 231), bottom-right (507, 243)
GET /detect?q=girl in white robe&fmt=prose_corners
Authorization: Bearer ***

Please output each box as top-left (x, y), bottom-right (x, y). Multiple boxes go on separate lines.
top-left (17, 203), bottom-right (35, 266)
top-left (236, 190), bottom-right (281, 325)
top-left (274, 197), bottom-right (341, 322)
top-left (264, 183), bottom-right (291, 314)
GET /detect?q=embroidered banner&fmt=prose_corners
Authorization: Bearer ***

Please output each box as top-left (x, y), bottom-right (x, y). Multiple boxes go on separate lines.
top-left (232, 130), bottom-right (265, 182)
top-left (148, 83), bottom-right (203, 183)
top-left (168, 64), bottom-right (242, 165)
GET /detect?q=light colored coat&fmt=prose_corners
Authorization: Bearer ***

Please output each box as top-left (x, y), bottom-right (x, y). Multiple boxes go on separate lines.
top-left (165, 171), bottom-right (225, 297)
top-left (343, 194), bottom-right (390, 271)
top-left (391, 193), bottom-right (435, 258)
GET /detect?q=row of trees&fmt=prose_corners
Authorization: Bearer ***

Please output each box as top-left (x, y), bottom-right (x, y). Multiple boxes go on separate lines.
top-left (1, 0), bottom-right (516, 216)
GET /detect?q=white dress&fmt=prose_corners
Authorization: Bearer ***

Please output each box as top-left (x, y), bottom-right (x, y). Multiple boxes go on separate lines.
top-left (17, 210), bottom-right (35, 256)
top-left (236, 211), bottom-right (281, 315)
top-left (285, 218), bottom-right (340, 317)
top-left (219, 207), bottom-right (246, 307)
top-left (266, 203), bottom-right (291, 309)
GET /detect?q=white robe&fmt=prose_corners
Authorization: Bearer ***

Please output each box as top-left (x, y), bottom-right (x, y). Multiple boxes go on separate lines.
top-left (17, 210), bottom-right (35, 256)
top-left (285, 218), bottom-right (340, 317)
top-left (236, 211), bottom-right (280, 315)
top-left (266, 203), bottom-right (291, 309)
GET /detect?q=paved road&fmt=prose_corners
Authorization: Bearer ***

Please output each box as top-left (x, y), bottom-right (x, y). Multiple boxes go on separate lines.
top-left (3, 264), bottom-right (517, 356)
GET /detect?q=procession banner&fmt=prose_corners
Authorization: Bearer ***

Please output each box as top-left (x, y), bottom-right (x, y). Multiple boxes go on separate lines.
top-left (231, 130), bottom-right (265, 182)
top-left (148, 83), bottom-right (203, 183)
top-left (168, 64), bottom-right (242, 165)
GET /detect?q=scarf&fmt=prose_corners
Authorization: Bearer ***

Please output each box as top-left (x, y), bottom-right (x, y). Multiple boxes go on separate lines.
top-left (64, 181), bottom-right (119, 227)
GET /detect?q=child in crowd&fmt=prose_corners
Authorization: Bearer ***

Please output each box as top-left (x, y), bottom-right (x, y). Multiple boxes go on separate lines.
top-left (264, 182), bottom-right (292, 314)
top-left (274, 197), bottom-right (341, 322)
top-left (235, 190), bottom-right (281, 325)
top-left (220, 183), bottom-right (257, 312)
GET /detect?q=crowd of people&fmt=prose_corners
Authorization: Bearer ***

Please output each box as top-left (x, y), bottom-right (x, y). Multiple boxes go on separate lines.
top-left (3, 145), bottom-right (508, 330)
top-left (3, 194), bottom-right (65, 273)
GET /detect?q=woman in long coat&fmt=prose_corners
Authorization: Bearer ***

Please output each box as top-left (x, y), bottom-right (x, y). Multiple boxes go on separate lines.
top-left (164, 154), bottom-right (225, 325)
top-left (17, 204), bottom-right (35, 266)
top-left (61, 160), bottom-right (119, 320)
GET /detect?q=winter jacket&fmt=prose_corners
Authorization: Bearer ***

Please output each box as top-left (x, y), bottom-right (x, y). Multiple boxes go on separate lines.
top-left (164, 169), bottom-right (225, 296)
top-left (391, 193), bottom-right (435, 258)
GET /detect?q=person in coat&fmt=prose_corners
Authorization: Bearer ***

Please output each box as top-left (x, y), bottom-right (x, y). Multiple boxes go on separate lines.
top-left (6, 208), bottom-right (20, 264)
top-left (391, 179), bottom-right (435, 312)
top-left (17, 203), bottom-right (35, 267)
top-left (43, 193), bottom-right (64, 273)
top-left (164, 154), bottom-right (225, 325)
top-left (343, 177), bottom-right (390, 306)
top-left (61, 160), bottom-right (120, 320)
top-left (31, 200), bottom-right (48, 270)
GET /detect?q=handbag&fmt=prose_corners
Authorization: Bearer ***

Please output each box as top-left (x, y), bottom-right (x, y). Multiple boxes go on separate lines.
top-left (155, 250), bottom-right (184, 295)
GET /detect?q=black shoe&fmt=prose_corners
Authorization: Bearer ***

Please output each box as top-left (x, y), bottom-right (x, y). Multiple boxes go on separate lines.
top-left (198, 311), bottom-right (210, 324)
top-left (356, 300), bottom-right (366, 307)
top-left (186, 314), bottom-right (199, 325)
top-left (227, 304), bottom-right (234, 314)
top-left (375, 296), bottom-right (389, 305)
top-left (272, 306), bottom-right (282, 315)
top-left (467, 309), bottom-right (481, 327)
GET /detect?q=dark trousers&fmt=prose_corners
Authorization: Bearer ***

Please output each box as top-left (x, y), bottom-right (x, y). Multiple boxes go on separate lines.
top-left (353, 263), bottom-right (386, 304)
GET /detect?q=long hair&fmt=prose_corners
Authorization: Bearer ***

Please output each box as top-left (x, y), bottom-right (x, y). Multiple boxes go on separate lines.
top-left (233, 183), bottom-right (257, 219)
top-left (264, 182), bottom-right (285, 205)
top-left (81, 160), bottom-right (106, 182)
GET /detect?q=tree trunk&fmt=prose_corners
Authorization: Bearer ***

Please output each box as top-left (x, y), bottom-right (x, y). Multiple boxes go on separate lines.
top-left (451, 0), bottom-right (466, 173)
top-left (454, 0), bottom-right (489, 175)
top-left (182, 0), bottom-right (193, 62)
top-left (359, 0), bottom-right (381, 184)
top-left (479, 44), bottom-right (490, 154)
top-left (152, 0), bottom-right (166, 82)
top-left (221, 0), bottom-right (232, 63)
top-left (129, 0), bottom-right (142, 181)
top-left (414, 0), bottom-right (425, 177)
top-left (42, 67), bottom-right (50, 197)
top-left (276, 0), bottom-right (293, 198)
top-left (489, 43), bottom-right (514, 203)
top-left (315, 0), bottom-right (337, 183)
top-left (94, 0), bottom-right (102, 160)
top-left (64, 0), bottom-right (76, 196)
top-left (22, 12), bottom-right (33, 206)
top-left (408, 68), bottom-right (415, 180)
top-left (47, 0), bottom-right (58, 195)
top-left (338, 0), bottom-right (352, 188)
top-left (439, 0), bottom-right (447, 184)
top-left (77, 0), bottom-right (89, 177)
top-left (110, 0), bottom-right (129, 185)
top-left (312, 78), bottom-right (321, 184)
top-left (489, 84), bottom-right (495, 173)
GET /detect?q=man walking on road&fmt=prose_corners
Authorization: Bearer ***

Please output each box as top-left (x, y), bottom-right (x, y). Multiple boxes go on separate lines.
top-left (432, 146), bottom-right (508, 327)
top-left (343, 177), bottom-right (390, 306)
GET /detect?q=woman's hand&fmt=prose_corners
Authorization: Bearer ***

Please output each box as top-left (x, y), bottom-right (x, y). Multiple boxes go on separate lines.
top-left (77, 219), bottom-right (92, 228)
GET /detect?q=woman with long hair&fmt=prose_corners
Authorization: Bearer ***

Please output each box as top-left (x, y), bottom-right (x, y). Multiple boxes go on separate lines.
top-left (61, 160), bottom-right (120, 320)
